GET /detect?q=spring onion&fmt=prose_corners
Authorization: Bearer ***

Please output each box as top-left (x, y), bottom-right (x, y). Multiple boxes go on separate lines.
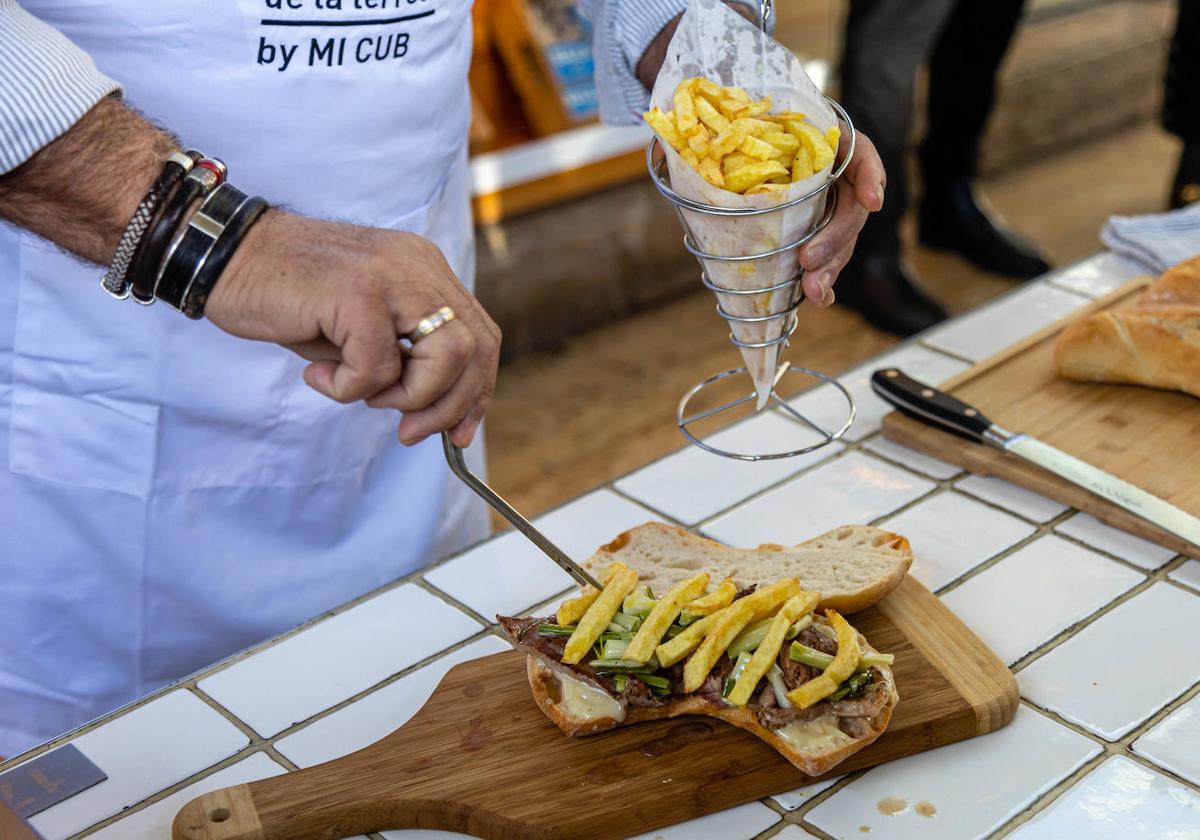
top-left (789, 642), bottom-right (894, 670)
top-left (613, 673), bottom-right (628, 692)
top-left (601, 638), bottom-right (630, 660)
top-left (722, 650), bottom-right (753, 697)
top-left (677, 610), bottom-right (702, 626)
top-left (828, 669), bottom-right (873, 702)
top-left (622, 586), bottom-right (658, 617)
top-left (765, 664), bottom-right (793, 709)
top-left (589, 658), bottom-right (661, 672)
top-left (537, 623), bottom-right (576, 636)
top-left (609, 612), bottom-right (642, 632)
top-left (726, 613), bottom-right (814, 658)
top-left (637, 673), bottom-right (671, 693)
top-left (726, 617), bottom-right (774, 658)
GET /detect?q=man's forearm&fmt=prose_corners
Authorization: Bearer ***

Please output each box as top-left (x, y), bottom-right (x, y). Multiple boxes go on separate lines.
top-left (0, 95), bottom-right (177, 266)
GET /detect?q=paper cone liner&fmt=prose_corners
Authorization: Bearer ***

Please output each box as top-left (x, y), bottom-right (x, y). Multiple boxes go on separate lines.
top-left (652, 0), bottom-right (839, 409)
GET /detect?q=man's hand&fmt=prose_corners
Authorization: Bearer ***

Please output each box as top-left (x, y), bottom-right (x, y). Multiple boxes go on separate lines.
top-left (208, 212), bottom-right (500, 448)
top-left (797, 128), bottom-right (885, 307)
top-left (0, 96), bottom-right (499, 448)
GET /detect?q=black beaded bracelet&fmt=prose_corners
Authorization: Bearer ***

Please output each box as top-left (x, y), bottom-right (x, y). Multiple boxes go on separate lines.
top-left (180, 195), bottom-right (268, 320)
top-left (130, 160), bottom-right (222, 303)
top-left (155, 182), bottom-right (249, 311)
top-left (101, 150), bottom-right (196, 299)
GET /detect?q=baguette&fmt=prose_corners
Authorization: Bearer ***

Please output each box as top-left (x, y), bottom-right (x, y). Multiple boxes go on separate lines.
top-left (1141, 255), bottom-right (1200, 307)
top-left (1054, 305), bottom-right (1200, 399)
top-left (584, 522), bottom-right (911, 615)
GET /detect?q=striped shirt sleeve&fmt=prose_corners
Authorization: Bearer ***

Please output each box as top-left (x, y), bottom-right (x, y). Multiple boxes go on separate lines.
top-left (581, 0), bottom-right (689, 125)
top-left (0, 0), bottom-right (121, 174)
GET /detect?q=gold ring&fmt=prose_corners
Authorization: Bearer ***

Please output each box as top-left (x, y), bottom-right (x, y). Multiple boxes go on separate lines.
top-left (407, 305), bottom-right (456, 343)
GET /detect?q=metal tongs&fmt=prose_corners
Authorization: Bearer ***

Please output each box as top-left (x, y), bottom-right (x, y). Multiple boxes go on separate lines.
top-left (442, 433), bottom-right (602, 590)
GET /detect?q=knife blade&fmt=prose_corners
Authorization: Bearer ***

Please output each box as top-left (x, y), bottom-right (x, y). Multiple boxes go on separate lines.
top-left (442, 433), bottom-right (603, 590)
top-left (870, 367), bottom-right (1200, 550)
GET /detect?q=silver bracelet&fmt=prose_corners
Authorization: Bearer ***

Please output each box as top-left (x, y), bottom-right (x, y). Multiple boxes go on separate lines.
top-left (100, 150), bottom-right (196, 299)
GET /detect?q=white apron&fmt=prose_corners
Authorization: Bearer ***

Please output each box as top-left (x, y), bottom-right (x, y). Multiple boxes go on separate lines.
top-left (0, 0), bottom-right (487, 757)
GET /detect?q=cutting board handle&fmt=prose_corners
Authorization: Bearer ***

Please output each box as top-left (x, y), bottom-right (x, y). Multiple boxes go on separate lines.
top-left (170, 741), bottom-right (478, 840)
top-left (172, 783), bottom-right (265, 840)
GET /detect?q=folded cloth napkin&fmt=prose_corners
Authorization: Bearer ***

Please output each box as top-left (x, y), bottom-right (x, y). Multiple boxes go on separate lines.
top-left (1100, 203), bottom-right (1200, 273)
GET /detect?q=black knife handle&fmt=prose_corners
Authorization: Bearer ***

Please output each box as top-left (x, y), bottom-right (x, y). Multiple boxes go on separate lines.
top-left (871, 368), bottom-right (993, 442)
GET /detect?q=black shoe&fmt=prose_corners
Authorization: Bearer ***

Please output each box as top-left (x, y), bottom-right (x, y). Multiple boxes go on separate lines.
top-left (918, 177), bottom-right (1051, 279)
top-left (835, 253), bottom-right (949, 337)
top-left (1169, 141), bottom-right (1200, 209)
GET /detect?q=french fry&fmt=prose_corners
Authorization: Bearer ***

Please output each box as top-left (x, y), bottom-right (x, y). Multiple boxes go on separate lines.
top-left (693, 77), bottom-right (725, 104)
top-left (687, 125), bottom-right (711, 157)
top-left (737, 135), bottom-right (781, 161)
top-left (643, 108), bottom-right (686, 152)
top-left (786, 120), bottom-right (835, 172)
top-left (655, 608), bottom-right (724, 667)
top-left (760, 131), bottom-right (801, 156)
top-left (725, 160), bottom-right (789, 193)
top-left (740, 97), bottom-right (773, 117)
top-left (720, 152), bottom-right (753, 175)
top-left (694, 95), bottom-right (731, 134)
top-left (786, 610), bottom-right (862, 709)
top-left (623, 572), bottom-right (710, 663)
top-left (769, 110), bottom-right (808, 123)
top-left (674, 85), bottom-right (698, 134)
top-left (724, 85), bottom-right (751, 103)
top-left (698, 155), bottom-right (725, 188)
top-left (825, 125), bottom-right (842, 153)
top-left (746, 182), bottom-right (789, 195)
top-left (682, 578), bottom-right (800, 692)
top-left (732, 117), bottom-right (776, 137)
top-left (717, 98), bottom-right (748, 119)
top-left (561, 567), bottom-right (639, 664)
top-left (680, 148), bottom-right (701, 168)
top-left (684, 577), bottom-right (737, 615)
top-left (791, 145), bottom-right (814, 181)
top-left (709, 123), bottom-right (749, 158)
top-left (555, 562), bottom-right (624, 626)
top-left (726, 591), bottom-right (820, 706)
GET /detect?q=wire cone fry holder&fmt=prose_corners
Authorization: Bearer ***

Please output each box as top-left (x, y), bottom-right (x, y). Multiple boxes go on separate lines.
top-left (647, 97), bottom-right (858, 461)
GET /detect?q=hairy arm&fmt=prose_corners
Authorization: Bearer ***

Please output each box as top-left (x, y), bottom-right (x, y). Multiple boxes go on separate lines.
top-left (0, 95), bottom-right (177, 266)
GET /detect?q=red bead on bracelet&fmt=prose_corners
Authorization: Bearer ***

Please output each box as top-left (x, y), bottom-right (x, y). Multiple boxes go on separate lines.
top-left (195, 159), bottom-right (227, 182)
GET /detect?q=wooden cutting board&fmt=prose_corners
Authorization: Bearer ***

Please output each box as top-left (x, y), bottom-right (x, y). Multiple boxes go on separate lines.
top-left (173, 576), bottom-right (1016, 840)
top-left (881, 276), bottom-right (1200, 560)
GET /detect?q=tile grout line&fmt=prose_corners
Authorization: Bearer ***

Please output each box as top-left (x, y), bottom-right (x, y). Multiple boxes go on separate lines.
top-left (1005, 559), bottom-right (1179, 676)
top-left (67, 744), bottom-right (280, 839)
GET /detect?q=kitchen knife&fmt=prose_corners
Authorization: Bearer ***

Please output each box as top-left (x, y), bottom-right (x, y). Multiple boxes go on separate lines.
top-left (442, 433), bottom-right (603, 590)
top-left (870, 368), bottom-right (1200, 550)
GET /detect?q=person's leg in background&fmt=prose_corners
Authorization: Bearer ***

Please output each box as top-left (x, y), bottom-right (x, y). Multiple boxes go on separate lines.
top-left (1165, 0), bottom-right (1200, 208)
top-left (918, 0), bottom-right (1051, 278)
top-left (837, 0), bottom-right (954, 336)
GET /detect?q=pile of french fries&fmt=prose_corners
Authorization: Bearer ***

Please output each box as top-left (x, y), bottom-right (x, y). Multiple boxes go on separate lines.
top-left (554, 562), bottom-right (876, 710)
top-left (644, 77), bottom-right (841, 195)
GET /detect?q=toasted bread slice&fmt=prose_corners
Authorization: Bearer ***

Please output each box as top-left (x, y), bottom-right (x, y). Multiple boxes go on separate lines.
top-left (523, 626), bottom-right (897, 776)
top-left (583, 522), bottom-right (911, 614)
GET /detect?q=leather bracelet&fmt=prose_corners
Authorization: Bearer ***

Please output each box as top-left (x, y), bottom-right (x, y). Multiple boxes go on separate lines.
top-left (130, 159), bottom-right (221, 303)
top-left (181, 196), bottom-right (268, 320)
top-left (155, 182), bottom-right (250, 311)
top-left (100, 150), bottom-right (196, 299)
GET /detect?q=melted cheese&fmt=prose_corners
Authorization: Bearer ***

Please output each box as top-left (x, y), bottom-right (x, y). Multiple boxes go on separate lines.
top-left (558, 673), bottom-right (626, 723)
top-left (774, 715), bottom-right (852, 753)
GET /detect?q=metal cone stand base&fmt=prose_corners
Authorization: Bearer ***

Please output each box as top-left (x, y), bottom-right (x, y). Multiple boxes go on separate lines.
top-left (648, 97), bottom-right (859, 461)
top-left (677, 364), bottom-right (855, 461)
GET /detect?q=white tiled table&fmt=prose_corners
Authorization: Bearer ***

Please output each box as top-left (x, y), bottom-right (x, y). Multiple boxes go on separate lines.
top-left (5, 254), bottom-right (1198, 840)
